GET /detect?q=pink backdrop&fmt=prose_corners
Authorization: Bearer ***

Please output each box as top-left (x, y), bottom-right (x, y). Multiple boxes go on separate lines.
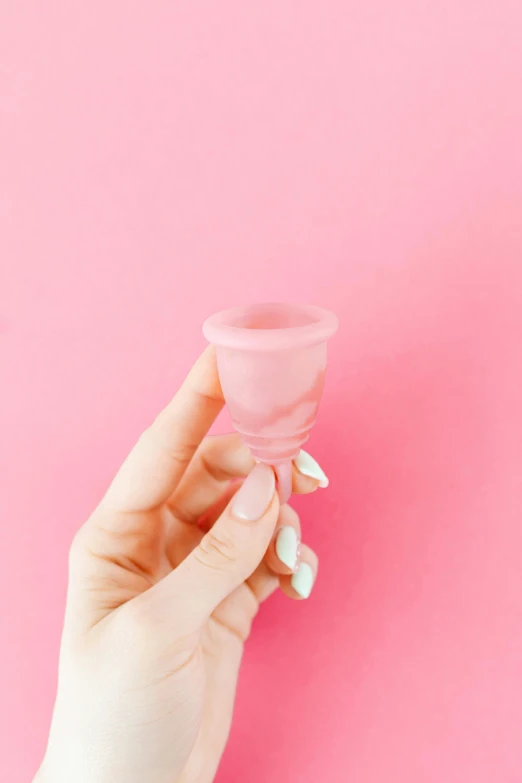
top-left (2, 2), bottom-right (522, 781)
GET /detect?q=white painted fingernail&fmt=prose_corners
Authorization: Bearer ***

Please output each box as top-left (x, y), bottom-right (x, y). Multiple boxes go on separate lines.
top-left (275, 526), bottom-right (299, 571)
top-left (291, 562), bottom-right (315, 599)
top-left (294, 450), bottom-right (329, 488)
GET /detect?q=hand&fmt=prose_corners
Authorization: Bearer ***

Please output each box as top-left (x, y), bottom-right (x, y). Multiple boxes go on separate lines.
top-left (36, 347), bottom-right (327, 783)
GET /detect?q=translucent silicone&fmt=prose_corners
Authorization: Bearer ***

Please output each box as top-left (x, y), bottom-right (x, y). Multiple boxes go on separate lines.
top-left (203, 303), bottom-right (338, 502)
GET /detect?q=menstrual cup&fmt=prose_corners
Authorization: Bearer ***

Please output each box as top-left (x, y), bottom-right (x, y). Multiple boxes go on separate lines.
top-left (203, 303), bottom-right (338, 503)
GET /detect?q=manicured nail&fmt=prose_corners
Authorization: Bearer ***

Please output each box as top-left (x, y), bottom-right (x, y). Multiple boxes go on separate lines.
top-left (275, 526), bottom-right (299, 571)
top-left (231, 463), bottom-right (276, 521)
top-left (294, 450), bottom-right (329, 487)
top-left (291, 562), bottom-right (315, 598)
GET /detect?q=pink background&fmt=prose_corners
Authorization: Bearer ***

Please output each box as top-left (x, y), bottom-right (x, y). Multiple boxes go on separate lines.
top-left (2, 2), bottom-right (522, 781)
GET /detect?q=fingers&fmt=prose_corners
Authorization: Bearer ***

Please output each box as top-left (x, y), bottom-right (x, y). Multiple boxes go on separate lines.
top-left (197, 480), bottom-right (241, 532)
top-left (279, 543), bottom-right (318, 600)
top-left (247, 542), bottom-right (320, 610)
top-left (265, 507), bottom-right (319, 599)
top-left (264, 504), bottom-right (302, 575)
top-left (210, 562), bottom-right (280, 645)
top-left (153, 463), bottom-right (280, 629)
top-left (292, 450), bottom-right (329, 491)
top-left (167, 433), bottom-right (255, 524)
top-left (168, 435), bottom-right (328, 527)
top-left (165, 438), bottom-right (329, 570)
top-left (247, 561), bottom-right (280, 604)
top-left (102, 346), bottom-right (224, 513)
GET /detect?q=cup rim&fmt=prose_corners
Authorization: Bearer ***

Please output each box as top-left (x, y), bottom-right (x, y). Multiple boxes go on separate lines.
top-left (203, 302), bottom-right (338, 351)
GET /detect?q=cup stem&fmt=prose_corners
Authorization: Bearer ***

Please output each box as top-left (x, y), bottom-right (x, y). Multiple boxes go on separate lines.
top-left (274, 461), bottom-right (293, 504)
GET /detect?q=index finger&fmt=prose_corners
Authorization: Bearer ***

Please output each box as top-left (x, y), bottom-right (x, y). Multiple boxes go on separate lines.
top-left (103, 346), bottom-right (224, 512)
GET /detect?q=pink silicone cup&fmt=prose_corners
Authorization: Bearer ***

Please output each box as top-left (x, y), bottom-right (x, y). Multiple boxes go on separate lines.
top-left (202, 303), bottom-right (338, 503)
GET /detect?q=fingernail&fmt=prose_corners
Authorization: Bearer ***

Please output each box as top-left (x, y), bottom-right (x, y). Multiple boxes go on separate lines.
top-left (294, 450), bottom-right (329, 488)
top-left (291, 562), bottom-right (315, 599)
top-left (231, 463), bottom-right (276, 521)
top-left (275, 526), bottom-right (299, 571)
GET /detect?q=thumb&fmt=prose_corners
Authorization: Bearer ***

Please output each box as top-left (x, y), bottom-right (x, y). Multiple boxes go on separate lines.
top-left (156, 463), bottom-right (279, 629)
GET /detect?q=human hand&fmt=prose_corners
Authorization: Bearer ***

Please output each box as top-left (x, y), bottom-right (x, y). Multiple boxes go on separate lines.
top-left (35, 347), bottom-right (327, 783)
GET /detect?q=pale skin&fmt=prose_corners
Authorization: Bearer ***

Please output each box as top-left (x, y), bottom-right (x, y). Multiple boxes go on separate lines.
top-left (35, 347), bottom-right (326, 783)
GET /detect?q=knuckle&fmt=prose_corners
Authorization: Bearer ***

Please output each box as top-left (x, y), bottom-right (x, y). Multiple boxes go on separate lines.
top-left (196, 528), bottom-right (240, 569)
top-left (144, 423), bottom-right (197, 467)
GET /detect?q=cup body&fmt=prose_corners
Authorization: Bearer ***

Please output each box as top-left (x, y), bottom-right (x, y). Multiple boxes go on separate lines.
top-left (215, 342), bottom-right (327, 463)
top-left (203, 303), bottom-right (338, 464)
